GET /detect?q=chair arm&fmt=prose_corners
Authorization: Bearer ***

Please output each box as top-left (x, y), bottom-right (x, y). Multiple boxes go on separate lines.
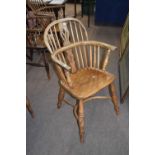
top-left (98, 41), bottom-right (117, 51)
top-left (51, 41), bottom-right (117, 71)
top-left (51, 54), bottom-right (71, 71)
top-left (51, 41), bottom-right (117, 53)
top-left (93, 41), bottom-right (117, 70)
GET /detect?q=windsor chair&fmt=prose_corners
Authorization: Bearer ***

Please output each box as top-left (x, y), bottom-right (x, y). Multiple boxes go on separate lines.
top-left (44, 18), bottom-right (119, 143)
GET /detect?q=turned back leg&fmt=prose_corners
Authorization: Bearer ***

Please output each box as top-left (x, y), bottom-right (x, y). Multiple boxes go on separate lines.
top-left (57, 86), bottom-right (65, 109)
top-left (109, 82), bottom-right (119, 115)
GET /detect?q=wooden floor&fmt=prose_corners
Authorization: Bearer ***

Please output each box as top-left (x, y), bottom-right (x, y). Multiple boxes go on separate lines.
top-left (27, 4), bottom-right (128, 155)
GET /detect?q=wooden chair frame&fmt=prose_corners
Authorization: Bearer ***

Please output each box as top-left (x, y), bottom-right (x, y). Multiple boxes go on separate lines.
top-left (44, 18), bottom-right (119, 143)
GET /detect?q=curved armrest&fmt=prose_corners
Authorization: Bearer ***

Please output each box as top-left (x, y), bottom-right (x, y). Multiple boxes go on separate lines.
top-left (97, 41), bottom-right (117, 51)
top-left (51, 55), bottom-right (71, 71)
top-left (51, 41), bottom-right (117, 71)
top-left (52, 41), bottom-right (117, 54)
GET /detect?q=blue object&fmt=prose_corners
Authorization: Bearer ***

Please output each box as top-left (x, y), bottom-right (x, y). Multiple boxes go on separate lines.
top-left (95, 0), bottom-right (129, 26)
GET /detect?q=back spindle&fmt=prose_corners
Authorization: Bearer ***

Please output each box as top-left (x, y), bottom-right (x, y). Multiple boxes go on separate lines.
top-left (102, 49), bottom-right (111, 70)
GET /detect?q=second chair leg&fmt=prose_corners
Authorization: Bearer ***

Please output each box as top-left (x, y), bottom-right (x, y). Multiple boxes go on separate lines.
top-left (26, 97), bottom-right (34, 118)
top-left (78, 99), bottom-right (85, 143)
top-left (57, 86), bottom-right (65, 109)
top-left (109, 82), bottom-right (119, 115)
top-left (43, 50), bottom-right (51, 80)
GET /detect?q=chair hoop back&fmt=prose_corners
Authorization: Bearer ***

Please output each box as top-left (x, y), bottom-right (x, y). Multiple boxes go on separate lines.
top-left (44, 18), bottom-right (89, 54)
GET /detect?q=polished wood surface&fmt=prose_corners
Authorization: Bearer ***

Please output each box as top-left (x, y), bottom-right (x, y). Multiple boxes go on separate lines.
top-left (44, 18), bottom-right (119, 143)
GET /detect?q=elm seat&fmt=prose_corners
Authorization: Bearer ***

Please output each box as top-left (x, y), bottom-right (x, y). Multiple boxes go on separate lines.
top-left (61, 68), bottom-right (115, 99)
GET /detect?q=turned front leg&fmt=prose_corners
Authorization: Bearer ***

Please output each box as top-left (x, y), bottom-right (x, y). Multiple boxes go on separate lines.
top-left (57, 86), bottom-right (65, 109)
top-left (109, 82), bottom-right (119, 115)
top-left (78, 100), bottom-right (85, 143)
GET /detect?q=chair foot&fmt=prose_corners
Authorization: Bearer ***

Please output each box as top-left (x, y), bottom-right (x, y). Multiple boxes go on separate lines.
top-left (78, 100), bottom-right (85, 143)
top-left (109, 82), bottom-right (119, 115)
top-left (26, 97), bottom-right (34, 118)
top-left (80, 133), bottom-right (84, 143)
top-left (57, 86), bottom-right (65, 109)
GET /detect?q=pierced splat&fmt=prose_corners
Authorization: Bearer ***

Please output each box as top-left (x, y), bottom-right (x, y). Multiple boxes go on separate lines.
top-left (58, 22), bottom-right (70, 44)
top-left (58, 22), bottom-right (77, 73)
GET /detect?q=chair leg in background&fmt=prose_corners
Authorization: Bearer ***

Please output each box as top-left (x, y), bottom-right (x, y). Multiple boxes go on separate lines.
top-left (26, 49), bottom-right (33, 61)
top-left (57, 86), bottom-right (65, 109)
top-left (26, 97), bottom-right (34, 118)
top-left (63, 6), bottom-right (65, 18)
top-left (30, 49), bottom-right (33, 61)
top-left (81, 1), bottom-right (83, 17)
top-left (109, 82), bottom-right (119, 115)
top-left (43, 50), bottom-right (51, 80)
top-left (78, 99), bottom-right (85, 143)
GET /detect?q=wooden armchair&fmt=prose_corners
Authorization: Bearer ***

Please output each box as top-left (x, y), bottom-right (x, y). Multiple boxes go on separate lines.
top-left (26, 14), bottom-right (52, 80)
top-left (44, 18), bottom-right (119, 143)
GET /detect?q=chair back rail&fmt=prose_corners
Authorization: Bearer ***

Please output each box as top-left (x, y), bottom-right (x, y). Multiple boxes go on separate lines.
top-left (44, 18), bottom-right (89, 54)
